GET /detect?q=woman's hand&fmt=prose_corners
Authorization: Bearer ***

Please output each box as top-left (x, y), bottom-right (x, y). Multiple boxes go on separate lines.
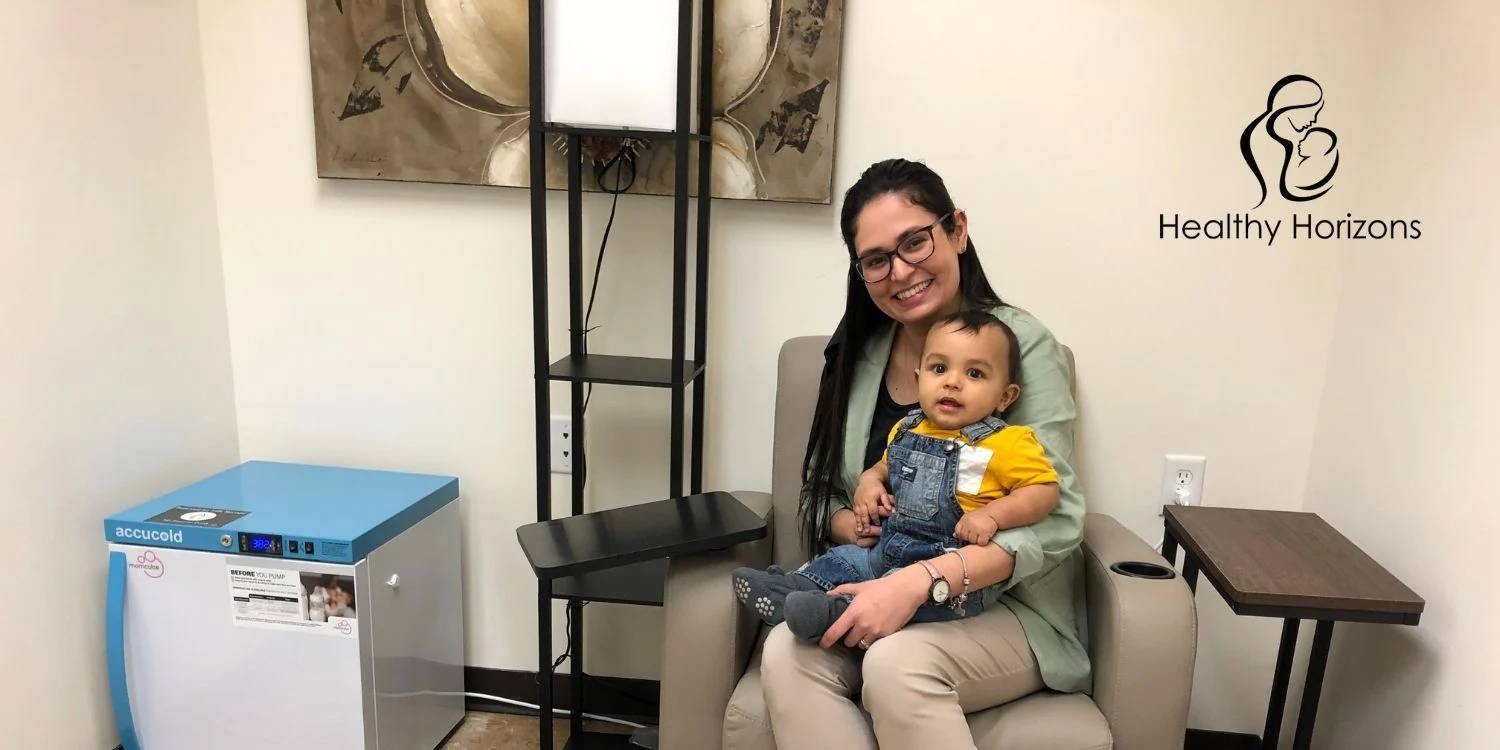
top-left (830, 508), bottom-right (884, 548)
top-left (819, 565), bottom-right (930, 648)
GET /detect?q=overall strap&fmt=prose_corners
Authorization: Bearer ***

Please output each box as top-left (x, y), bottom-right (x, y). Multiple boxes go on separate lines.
top-left (893, 408), bottom-right (926, 439)
top-left (960, 413), bottom-right (1009, 443)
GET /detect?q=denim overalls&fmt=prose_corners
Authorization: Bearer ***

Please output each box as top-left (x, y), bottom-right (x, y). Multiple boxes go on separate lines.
top-left (797, 409), bottom-right (1006, 622)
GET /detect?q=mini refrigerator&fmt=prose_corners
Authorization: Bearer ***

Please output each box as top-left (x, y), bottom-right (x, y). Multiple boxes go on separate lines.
top-left (103, 461), bottom-right (465, 750)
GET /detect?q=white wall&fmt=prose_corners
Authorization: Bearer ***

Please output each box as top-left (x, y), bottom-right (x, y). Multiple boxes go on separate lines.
top-left (195, 0), bottom-right (1351, 733)
top-left (190, 0), bottom-right (1434, 738)
top-left (0, 2), bottom-right (239, 747)
top-left (2, 0), bottom-right (1483, 746)
top-left (1298, 2), bottom-right (1499, 747)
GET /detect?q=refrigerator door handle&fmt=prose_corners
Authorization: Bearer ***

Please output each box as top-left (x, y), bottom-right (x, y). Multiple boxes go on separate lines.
top-left (107, 551), bottom-right (141, 750)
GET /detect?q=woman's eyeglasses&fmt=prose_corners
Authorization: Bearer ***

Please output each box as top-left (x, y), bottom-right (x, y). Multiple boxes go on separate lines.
top-left (851, 213), bottom-right (953, 283)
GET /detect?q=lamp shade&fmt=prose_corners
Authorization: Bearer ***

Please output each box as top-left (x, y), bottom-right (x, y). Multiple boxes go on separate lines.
top-left (543, 0), bottom-right (697, 131)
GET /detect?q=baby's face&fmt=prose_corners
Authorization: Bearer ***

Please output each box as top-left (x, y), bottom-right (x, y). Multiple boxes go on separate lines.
top-left (1297, 129), bottom-right (1335, 159)
top-left (916, 322), bottom-right (1018, 430)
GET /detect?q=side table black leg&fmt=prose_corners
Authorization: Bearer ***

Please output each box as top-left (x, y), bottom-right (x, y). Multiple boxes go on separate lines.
top-left (1162, 524), bottom-right (1178, 564)
top-left (1292, 621), bottom-right (1335, 750)
top-left (1181, 554), bottom-right (1199, 593)
top-left (1261, 618), bottom-right (1301, 750)
top-left (539, 579), bottom-right (553, 750)
top-left (569, 599), bottom-right (583, 741)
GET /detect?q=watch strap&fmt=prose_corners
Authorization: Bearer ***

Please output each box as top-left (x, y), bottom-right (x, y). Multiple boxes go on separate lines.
top-left (917, 560), bottom-right (946, 602)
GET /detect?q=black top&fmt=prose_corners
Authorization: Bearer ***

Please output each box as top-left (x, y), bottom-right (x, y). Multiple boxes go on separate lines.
top-left (515, 492), bottom-right (767, 579)
top-left (548, 354), bottom-right (704, 388)
top-left (865, 380), bottom-right (916, 471)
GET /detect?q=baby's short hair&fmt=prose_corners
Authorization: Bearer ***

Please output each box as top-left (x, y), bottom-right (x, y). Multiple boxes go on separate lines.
top-left (931, 310), bottom-right (1022, 383)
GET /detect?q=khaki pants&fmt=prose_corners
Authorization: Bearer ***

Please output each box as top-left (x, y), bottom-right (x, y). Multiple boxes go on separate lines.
top-left (749, 605), bottom-right (1044, 750)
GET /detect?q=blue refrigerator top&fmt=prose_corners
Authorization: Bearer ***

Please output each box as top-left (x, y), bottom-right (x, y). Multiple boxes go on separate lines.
top-left (104, 461), bottom-right (459, 563)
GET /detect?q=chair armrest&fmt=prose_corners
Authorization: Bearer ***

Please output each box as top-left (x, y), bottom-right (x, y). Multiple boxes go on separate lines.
top-left (660, 490), bottom-right (773, 750)
top-left (1082, 513), bottom-right (1197, 750)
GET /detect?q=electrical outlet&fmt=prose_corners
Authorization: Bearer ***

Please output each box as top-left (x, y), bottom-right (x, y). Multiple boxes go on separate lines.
top-left (1161, 454), bottom-right (1206, 507)
top-left (551, 416), bottom-right (573, 474)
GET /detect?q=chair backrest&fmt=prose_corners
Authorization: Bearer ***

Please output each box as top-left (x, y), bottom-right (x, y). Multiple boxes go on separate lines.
top-left (769, 336), bottom-right (828, 569)
top-left (769, 336), bottom-right (1076, 568)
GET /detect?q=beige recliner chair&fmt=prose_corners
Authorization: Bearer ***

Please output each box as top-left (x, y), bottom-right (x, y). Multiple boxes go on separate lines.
top-left (660, 336), bottom-right (1196, 750)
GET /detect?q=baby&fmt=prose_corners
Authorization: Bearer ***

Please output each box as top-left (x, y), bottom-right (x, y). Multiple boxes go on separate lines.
top-left (733, 311), bottom-right (1060, 640)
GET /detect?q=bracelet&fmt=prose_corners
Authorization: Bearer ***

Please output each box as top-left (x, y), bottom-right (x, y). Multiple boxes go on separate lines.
top-left (917, 559), bottom-right (943, 588)
top-left (949, 549), bottom-right (972, 611)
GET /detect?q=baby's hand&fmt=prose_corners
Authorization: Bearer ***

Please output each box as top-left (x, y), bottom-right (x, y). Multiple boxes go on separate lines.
top-left (851, 479), bottom-right (888, 533)
top-left (954, 510), bottom-right (1000, 546)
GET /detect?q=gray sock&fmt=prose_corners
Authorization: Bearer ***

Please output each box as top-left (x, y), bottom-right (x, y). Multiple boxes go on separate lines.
top-left (731, 567), bottom-right (822, 626)
top-left (784, 590), bottom-right (852, 641)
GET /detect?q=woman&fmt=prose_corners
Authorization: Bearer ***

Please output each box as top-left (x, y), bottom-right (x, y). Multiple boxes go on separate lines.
top-left (747, 159), bottom-right (1090, 749)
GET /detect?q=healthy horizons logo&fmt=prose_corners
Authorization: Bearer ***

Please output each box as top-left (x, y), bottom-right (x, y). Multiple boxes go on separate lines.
top-left (1157, 74), bottom-right (1421, 245)
top-left (1241, 74), bottom-right (1339, 207)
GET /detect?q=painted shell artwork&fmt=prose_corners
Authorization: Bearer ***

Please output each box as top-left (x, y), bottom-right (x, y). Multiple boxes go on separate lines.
top-left (306, 0), bottom-right (843, 203)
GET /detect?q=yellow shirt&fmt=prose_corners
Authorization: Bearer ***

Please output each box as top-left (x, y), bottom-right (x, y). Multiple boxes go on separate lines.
top-left (885, 420), bottom-right (1059, 513)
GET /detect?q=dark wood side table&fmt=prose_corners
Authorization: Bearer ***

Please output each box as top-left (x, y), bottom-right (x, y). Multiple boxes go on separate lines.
top-left (1162, 506), bottom-right (1423, 750)
top-left (516, 491), bottom-right (768, 750)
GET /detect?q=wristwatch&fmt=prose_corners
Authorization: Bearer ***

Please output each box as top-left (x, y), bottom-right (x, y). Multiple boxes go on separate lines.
top-left (917, 560), bottom-right (949, 604)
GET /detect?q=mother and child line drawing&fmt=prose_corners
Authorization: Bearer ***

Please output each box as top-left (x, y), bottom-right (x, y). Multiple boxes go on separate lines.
top-left (1241, 73), bottom-right (1340, 207)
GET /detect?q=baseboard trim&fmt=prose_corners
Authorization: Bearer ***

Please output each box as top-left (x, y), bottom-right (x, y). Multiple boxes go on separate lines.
top-left (1185, 728), bottom-right (1262, 750)
top-left (463, 666), bottom-right (660, 724)
top-left (112, 697), bottom-right (1257, 746)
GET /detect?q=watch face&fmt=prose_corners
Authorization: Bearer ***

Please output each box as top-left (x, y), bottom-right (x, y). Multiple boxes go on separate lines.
top-left (932, 578), bottom-right (950, 603)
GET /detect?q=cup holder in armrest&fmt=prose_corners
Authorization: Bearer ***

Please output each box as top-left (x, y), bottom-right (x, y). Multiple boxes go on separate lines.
top-left (1109, 561), bottom-right (1176, 580)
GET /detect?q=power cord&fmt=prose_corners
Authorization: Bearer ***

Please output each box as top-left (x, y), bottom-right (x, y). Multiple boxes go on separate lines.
top-left (576, 145), bottom-right (634, 490)
top-left (548, 599), bottom-right (588, 672)
top-left (580, 145), bottom-right (635, 415)
top-left (378, 690), bottom-right (645, 729)
top-left (1153, 487), bottom-right (1192, 553)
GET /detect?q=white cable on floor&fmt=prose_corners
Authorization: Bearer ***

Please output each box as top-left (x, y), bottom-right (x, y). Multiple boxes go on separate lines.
top-left (463, 692), bottom-right (646, 729)
top-left (384, 689), bottom-right (643, 729)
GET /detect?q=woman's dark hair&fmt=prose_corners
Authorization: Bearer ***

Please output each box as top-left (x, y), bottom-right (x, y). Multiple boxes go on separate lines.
top-left (799, 159), bottom-right (1006, 554)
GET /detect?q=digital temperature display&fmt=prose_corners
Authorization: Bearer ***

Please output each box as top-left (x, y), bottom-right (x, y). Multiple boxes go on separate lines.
top-left (237, 532), bottom-right (283, 556)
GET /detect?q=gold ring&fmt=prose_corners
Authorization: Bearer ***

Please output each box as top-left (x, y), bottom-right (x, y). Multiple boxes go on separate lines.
top-left (857, 639), bottom-right (872, 649)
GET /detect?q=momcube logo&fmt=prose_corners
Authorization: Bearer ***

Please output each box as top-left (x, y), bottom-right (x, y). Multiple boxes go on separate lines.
top-left (114, 526), bottom-right (184, 544)
top-left (129, 550), bottom-right (166, 579)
